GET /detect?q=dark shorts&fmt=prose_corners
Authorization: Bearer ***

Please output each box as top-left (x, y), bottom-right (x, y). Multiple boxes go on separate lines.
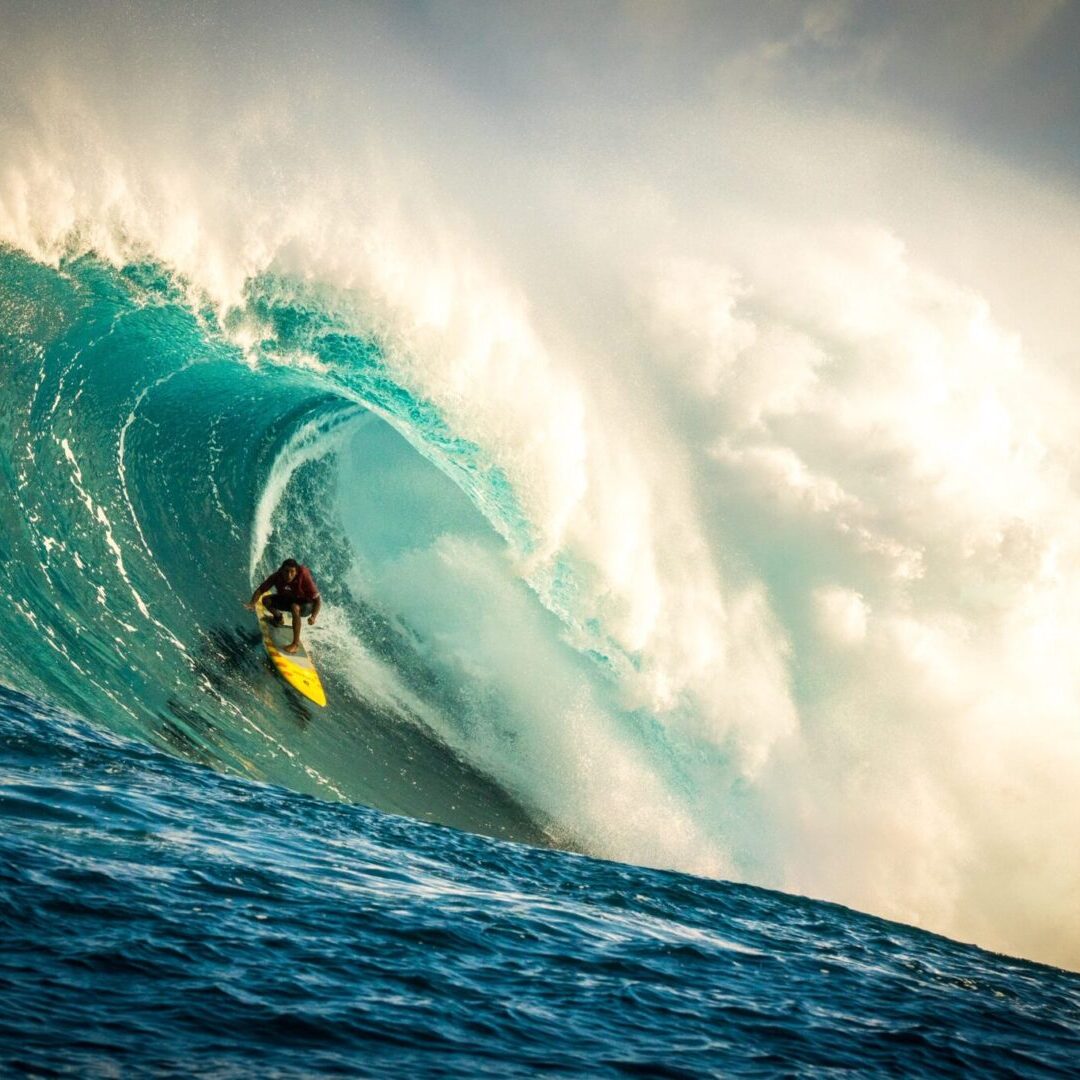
top-left (265, 594), bottom-right (316, 617)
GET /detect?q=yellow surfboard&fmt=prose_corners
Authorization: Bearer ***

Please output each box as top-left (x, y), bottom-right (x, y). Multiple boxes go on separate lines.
top-left (256, 598), bottom-right (327, 707)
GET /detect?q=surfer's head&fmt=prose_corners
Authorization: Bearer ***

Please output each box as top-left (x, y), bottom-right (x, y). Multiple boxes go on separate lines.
top-left (280, 558), bottom-right (300, 583)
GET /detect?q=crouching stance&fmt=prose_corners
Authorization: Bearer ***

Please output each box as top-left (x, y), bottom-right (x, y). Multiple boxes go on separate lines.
top-left (245, 559), bottom-right (322, 654)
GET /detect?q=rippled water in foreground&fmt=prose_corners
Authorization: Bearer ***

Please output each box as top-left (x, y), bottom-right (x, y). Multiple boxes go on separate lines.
top-left (3, 684), bottom-right (1077, 1077)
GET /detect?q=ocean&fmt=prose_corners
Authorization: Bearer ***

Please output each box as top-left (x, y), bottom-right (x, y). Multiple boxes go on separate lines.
top-left (3, 683), bottom-right (1079, 1076)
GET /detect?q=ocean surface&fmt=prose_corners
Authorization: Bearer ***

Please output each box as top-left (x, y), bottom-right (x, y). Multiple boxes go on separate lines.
top-left (3, 682), bottom-right (1079, 1077)
top-left (3, 241), bottom-right (1080, 1075)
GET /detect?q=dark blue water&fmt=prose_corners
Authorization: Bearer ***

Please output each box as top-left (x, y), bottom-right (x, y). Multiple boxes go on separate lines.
top-left (3, 683), bottom-right (1078, 1077)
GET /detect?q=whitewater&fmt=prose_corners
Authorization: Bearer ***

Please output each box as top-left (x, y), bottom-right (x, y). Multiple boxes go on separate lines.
top-left (2, 3), bottom-right (1080, 1071)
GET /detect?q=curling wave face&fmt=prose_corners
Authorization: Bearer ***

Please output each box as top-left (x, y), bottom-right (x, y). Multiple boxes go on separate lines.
top-left (0, 247), bottom-right (557, 842)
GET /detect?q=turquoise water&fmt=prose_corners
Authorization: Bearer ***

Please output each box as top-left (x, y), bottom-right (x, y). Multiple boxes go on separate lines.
top-left (0, 248), bottom-right (552, 838)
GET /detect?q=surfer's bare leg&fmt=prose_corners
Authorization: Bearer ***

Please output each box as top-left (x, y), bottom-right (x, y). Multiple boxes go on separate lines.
top-left (285, 602), bottom-right (302, 653)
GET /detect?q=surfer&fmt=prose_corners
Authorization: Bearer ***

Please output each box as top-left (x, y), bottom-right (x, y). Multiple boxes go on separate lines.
top-left (245, 559), bottom-right (322, 654)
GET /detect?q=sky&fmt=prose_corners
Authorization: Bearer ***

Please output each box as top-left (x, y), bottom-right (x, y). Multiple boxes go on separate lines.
top-left (2, 0), bottom-right (1080, 970)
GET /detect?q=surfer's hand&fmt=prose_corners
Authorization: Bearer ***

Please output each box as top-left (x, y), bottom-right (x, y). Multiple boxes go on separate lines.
top-left (243, 601), bottom-right (256, 611)
top-left (308, 614), bottom-right (317, 626)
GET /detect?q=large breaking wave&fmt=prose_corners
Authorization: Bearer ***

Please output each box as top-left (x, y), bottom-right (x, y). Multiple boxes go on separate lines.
top-left (0, 247), bottom-right (593, 845)
top-left (3, 1), bottom-right (1080, 973)
top-left (3, 243), bottom-right (746, 873)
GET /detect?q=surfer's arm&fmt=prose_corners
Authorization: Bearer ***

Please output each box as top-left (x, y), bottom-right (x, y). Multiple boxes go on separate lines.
top-left (309, 595), bottom-right (321, 624)
top-left (247, 575), bottom-right (276, 607)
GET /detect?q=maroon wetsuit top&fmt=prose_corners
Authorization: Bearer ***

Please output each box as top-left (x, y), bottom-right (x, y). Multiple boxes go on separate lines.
top-left (258, 565), bottom-right (320, 603)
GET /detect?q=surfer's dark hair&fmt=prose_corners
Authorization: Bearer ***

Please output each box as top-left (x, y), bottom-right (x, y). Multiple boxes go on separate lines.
top-left (281, 558), bottom-right (300, 570)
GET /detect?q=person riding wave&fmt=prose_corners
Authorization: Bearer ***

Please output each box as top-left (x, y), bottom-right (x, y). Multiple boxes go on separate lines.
top-left (245, 559), bottom-right (321, 654)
